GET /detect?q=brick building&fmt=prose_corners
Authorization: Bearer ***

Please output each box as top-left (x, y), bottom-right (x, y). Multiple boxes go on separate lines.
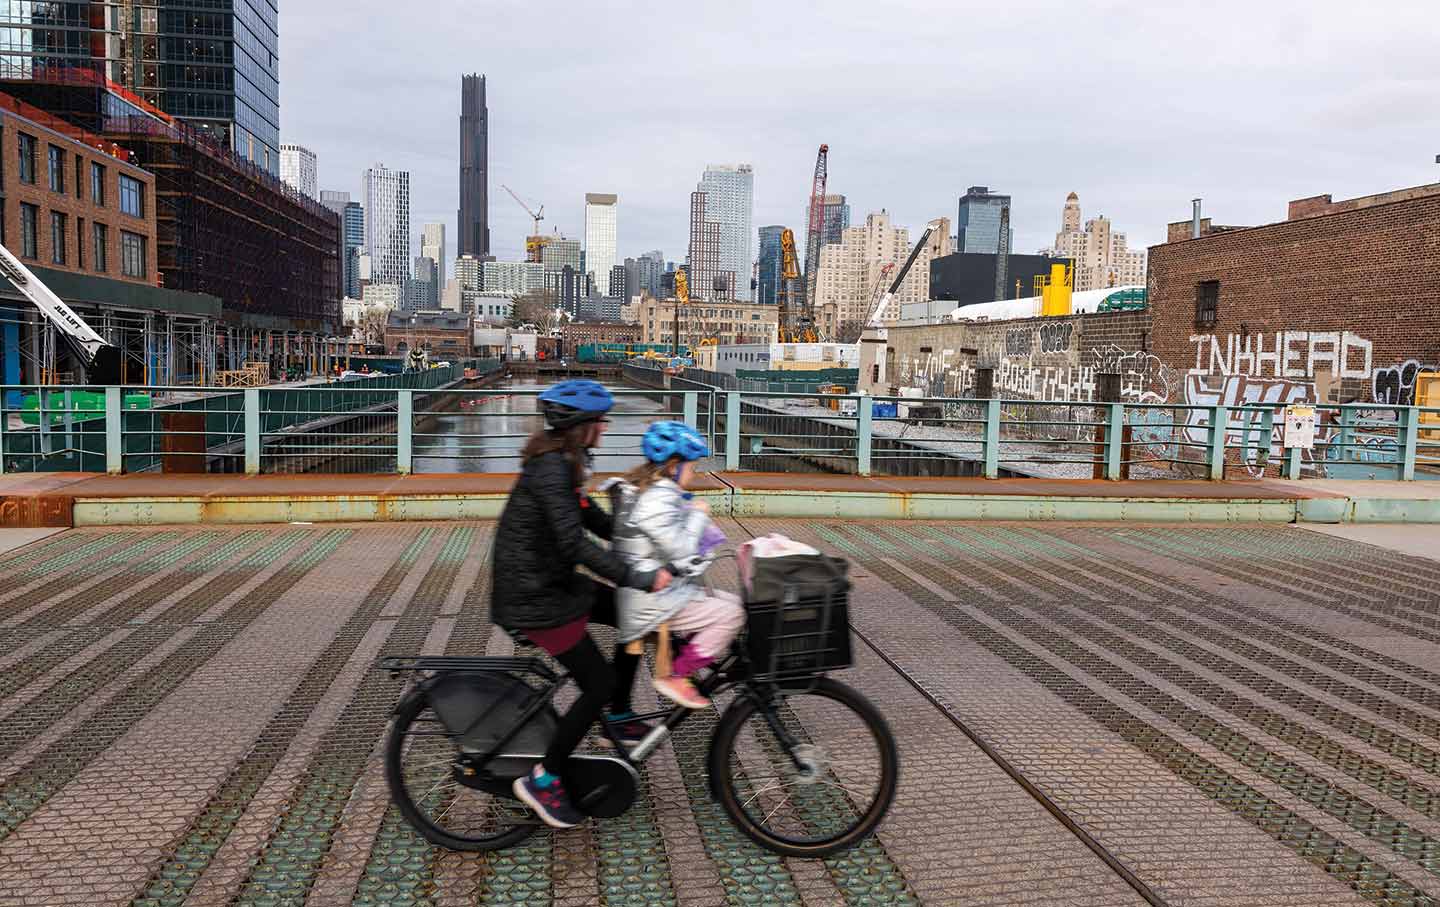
top-left (560, 320), bottom-right (640, 352)
top-left (1149, 182), bottom-right (1440, 409)
top-left (385, 310), bottom-right (472, 360)
top-left (625, 297), bottom-right (780, 348)
top-left (1, 95), bottom-right (157, 285)
top-left (0, 93), bottom-right (226, 387)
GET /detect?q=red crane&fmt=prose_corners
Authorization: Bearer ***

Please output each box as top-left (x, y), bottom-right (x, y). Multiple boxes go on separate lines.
top-left (800, 144), bottom-right (829, 331)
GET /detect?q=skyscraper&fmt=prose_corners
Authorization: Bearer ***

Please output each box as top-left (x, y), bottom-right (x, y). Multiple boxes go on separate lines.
top-left (321, 191), bottom-right (365, 299)
top-left (688, 165), bottom-right (755, 301)
top-left (458, 74), bottom-right (489, 258)
top-left (280, 145), bottom-right (318, 199)
top-left (1043, 192), bottom-right (1146, 292)
top-left (807, 195), bottom-right (850, 248)
top-left (638, 250), bottom-right (665, 298)
top-left (756, 225), bottom-right (786, 306)
top-left (956, 186), bottom-right (1012, 255)
top-left (422, 223), bottom-right (447, 284)
top-left (364, 163), bottom-right (411, 286)
top-left (584, 194), bottom-right (618, 296)
top-left (0, 2), bottom-right (281, 174)
top-left (814, 212), bottom-right (934, 326)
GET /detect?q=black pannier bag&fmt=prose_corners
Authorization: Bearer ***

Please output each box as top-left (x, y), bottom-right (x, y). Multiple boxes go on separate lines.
top-left (743, 552), bottom-right (853, 680)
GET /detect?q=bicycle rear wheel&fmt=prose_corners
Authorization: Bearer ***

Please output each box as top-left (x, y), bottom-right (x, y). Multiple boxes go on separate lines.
top-left (708, 677), bottom-right (898, 858)
top-left (385, 689), bottom-right (536, 851)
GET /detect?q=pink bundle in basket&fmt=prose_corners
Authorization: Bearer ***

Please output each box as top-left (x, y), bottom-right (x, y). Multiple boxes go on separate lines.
top-left (737, 533), bottom-right (820, 598)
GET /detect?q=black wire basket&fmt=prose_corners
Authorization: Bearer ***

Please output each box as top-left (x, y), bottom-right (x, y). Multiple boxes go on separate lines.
top-left (743, 554), bottom-right (852, 681)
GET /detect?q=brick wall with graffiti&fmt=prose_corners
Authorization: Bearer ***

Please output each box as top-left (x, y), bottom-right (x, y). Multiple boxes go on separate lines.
top-left (1149, 187), bottom-right (1440, 476)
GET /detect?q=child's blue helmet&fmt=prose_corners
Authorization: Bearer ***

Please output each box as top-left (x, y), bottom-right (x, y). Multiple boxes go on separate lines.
top-left (641, 421), bottom-right (710, 464)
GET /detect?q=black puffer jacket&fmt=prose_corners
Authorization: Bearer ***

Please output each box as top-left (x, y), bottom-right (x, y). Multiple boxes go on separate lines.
top-left (490, 450), bottom-right (651, 630)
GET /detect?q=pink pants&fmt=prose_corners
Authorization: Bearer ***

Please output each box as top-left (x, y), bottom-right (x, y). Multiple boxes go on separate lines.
top-left (666, 590), bottom-right (745, 662)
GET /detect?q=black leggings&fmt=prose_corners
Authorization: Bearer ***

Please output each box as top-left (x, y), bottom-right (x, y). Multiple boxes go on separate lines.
top-left (537, 584), bottom-right (640, 775)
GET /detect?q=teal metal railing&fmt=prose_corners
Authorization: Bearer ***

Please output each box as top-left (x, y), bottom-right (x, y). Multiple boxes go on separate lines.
top-left (1, 375), bottom-right (1433, 480)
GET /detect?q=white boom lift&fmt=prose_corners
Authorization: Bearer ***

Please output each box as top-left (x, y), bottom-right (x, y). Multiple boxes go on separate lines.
top-left (0, 241), bottom-right (115, 379)
top-left (857, 221), bottom-right (938, 395)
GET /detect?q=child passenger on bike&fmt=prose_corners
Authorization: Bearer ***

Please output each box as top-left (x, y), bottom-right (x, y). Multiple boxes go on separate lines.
top-left (491, 380), bottom-right (672, 829)
top-left (610, 421), bottom-right (745, 710)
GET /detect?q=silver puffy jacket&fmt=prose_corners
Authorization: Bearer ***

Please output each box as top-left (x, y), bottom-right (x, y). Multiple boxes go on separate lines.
top-left (608, 478), bottom-right (711, 643)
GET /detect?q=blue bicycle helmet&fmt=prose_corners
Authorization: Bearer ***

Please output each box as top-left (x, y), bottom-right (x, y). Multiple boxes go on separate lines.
top-left (538, 379), bottom-right (614, 430)
top-left (642, 421), bottom-right (711, 464)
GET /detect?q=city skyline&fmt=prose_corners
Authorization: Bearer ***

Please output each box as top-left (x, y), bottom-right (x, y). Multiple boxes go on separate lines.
top-left (281, 2), bottom-right (1436, 273)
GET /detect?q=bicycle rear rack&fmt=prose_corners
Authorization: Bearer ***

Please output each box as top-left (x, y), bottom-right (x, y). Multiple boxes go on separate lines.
top-left (378, 655), bottom-right (560, 682)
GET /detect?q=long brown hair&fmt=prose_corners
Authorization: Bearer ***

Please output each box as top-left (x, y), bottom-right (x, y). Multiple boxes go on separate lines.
top-left (521, 424), bottom-right (593, 486)
top-left (622, 456), bottom-right (682, 493)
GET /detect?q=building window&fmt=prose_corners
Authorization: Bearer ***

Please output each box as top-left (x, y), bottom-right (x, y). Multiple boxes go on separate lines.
top-left (1194, 280), bottom-right (1219, 327)
top-left (20, 203), bottom-right (38, 258)
top-left (76, 217), bottom-right (85, 269)
top-left (120, 174), bottom-right (144, 217)
top-left (93, 223), bottom-right (108, 272)
top-left (48, 145), bottom-right (64, 192)
top-left (51, 212), bottom-right (67, 264)
top-left (91, 162), bottom-right (106, 205)
top-left (75, 155), bottom-right (83, 199)
top-left (18, 133), bottom-right (36, 183)
top-left (121, 230), bottom-right (146, 278)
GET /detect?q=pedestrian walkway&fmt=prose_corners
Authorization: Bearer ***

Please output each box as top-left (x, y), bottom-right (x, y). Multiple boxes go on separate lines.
top-left (0, 520), bottom-right (1436, 905)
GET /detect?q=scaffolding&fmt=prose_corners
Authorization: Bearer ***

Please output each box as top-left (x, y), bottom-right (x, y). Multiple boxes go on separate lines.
top-left (0, 301), bottom-right (216, 386)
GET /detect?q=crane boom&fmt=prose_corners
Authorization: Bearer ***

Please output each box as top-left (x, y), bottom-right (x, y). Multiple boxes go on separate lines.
top-left (501, 184), bottom-right (544, 234)
top-left (0, 242), bottom-right (110, 366)
top-left (864, 223), bottom-right (937, 329)
top-left (801, 144), bottom-right (828, 315)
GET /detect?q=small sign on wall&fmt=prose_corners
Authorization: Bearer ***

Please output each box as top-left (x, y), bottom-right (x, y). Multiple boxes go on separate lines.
top-left (1283, 404), bottom-right (1317, 449)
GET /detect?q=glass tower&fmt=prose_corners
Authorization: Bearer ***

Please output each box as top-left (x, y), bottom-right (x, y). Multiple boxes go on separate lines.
top-left (0, 1), bottom-right (281, 174)
top-left (689, 164), bottom-right (754, 301)
top-left (756, 225), bottom-right (785, 306)
top-left (956, 186), bottom-right (1012, 255)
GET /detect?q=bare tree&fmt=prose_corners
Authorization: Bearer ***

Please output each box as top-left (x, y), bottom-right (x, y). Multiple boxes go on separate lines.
top-left (359, 308), bottom-right (390, 345)
top-left (835, 320), bottom-right (867, 343)
top-left (509, 289), bottom-right (561, 330)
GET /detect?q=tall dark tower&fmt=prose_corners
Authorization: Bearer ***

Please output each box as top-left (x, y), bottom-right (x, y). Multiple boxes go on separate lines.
top-left (458, 74), bottom-right (490, 258)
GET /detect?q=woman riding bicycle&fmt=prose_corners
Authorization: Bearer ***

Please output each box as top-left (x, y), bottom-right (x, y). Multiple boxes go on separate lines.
top-left (490, 379), bottom-right (672, 829)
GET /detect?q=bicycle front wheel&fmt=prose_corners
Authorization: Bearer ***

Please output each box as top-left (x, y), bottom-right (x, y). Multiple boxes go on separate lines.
top-left (708, 677), bottom-right (898, 858)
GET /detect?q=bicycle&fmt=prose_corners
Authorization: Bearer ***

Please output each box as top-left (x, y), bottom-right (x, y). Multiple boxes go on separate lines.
top-left (378, 555), bottom-right (898, 858)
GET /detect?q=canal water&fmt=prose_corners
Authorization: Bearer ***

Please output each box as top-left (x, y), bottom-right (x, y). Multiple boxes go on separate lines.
top-left (414, 381), bottom-right (671, 473)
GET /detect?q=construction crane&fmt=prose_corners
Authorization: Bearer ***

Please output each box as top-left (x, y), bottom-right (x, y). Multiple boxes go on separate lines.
top-left (502, 184), bottom-right (544, 234)
top-left (0, 242), bottom-right (116, 382)
top-left (857, 221), bottom-right (940, 395)
top-left (501, 184), bottom-right (550, 262)
top-left (775, 227), bottom-right (816, 342)
top-left (801, 143), bottom-right (829, 316)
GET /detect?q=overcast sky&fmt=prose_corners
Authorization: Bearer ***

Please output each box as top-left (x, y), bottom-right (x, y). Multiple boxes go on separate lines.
top-left (281, 0), bottom-right (1438, 275)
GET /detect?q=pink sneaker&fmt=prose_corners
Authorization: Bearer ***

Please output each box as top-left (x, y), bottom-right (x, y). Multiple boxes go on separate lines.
top-left (653, 675), bottom-right (711, 709)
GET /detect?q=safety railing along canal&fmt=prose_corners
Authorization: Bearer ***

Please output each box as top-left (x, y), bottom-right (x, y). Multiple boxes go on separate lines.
top-left (1, 380), bottom-right (1435, 480)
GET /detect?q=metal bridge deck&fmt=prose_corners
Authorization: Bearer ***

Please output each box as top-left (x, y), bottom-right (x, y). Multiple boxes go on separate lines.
top-left (0, 520), bottom-right (1436, 906)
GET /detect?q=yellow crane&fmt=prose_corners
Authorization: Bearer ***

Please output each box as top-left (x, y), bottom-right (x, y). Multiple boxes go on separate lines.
top-left (775, 228), bottom-right (817, 342)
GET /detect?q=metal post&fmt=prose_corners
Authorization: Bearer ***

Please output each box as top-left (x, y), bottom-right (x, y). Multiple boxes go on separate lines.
top-left (1207, 404), bottom-right (1229, 480)
top-left (0, 389), bottom-right (7, 475)
top-left (1105, 403), bottom-right (1124, 480)
top-left (1284, 444), bottom-right (1302, 480)
top-left (105, 386), bottom-right (122, 474)
top-left (1398, 406), bottom-right (1418, 481)
top-left (1256, 409), bottom-right (1274, 471)
top-left (725, 391), bottom-right (740, 471)
top-left (984, 398), bottom-right (1001, 479)
top-left (243, 387), bottom-right (260, 474)
top-left (683, 390), bottom-right (698, 428)
top-left (857, 394), bottom-right (873, 476)
top-left (397, 390), bottom-right (414, 475)
top-left (1337, 406), bottom-right (1354, 464)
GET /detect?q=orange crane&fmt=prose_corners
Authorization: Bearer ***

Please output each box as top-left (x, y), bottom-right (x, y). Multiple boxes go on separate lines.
top-left (776, 228), bottom-right (817, 342)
